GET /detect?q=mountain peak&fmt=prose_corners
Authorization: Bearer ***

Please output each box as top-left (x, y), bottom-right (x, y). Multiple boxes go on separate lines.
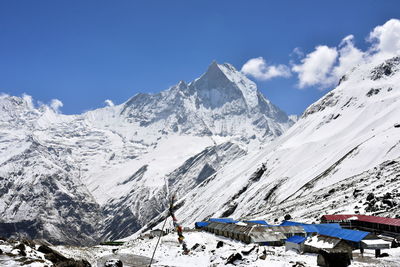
top-left (200, 60), bottom-right (227, 82)
top-left (191, 61), bottom-right (260, 109)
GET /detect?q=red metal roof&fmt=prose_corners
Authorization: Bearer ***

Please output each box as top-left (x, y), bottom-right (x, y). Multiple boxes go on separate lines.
top-left (322, 214), bottom-right (400, 227)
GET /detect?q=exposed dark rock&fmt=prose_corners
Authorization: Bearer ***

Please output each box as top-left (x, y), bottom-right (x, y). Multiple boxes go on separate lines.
top-left (264, 184), bottom-right (279, 201)
top-left (302, 92), bottom-right (338, 118)
top-left (370, 56), bottom-right (400, 80)
top-left (21, 238), bottom-right (36, 248)
top-left (250, 164), bottom-right (267, 182)
top-left (119, 165), bottom-right (148, 185)
top-left (197, 164), bottom-right (216, 183)
top-left (259, 249), bottom-right (267, 260)
top-left (383, 192), bottom-right (392, 199)
top-left (14, 243), bottom-right (26, 256)
top-left (216, 241), bottom-right (224, 249)
top-left (366, 193), bottom-right (375, 201)
top-left (44, 251), bottom-right (68, 264)
top-left (40, 246), bottom-right (92, 267)
top-left (338, 75), bottom-right (347, 85)
top-left (37, 245), bottom-right (55, 254)
top-left (366, 88), bottom-right (381, 97)
top-left (191, 243), bottom-right (205, 252)
top-left (241, 245), bottom-right (256, 255)
top-left (353, 189), bottom-right (362, 197)
top-left (378, 253), bottom-right (389, 258)
top-left (382, 199), bottom-right (395, 208)
top-left (221, 204), bottom-right (238, 218)
top-left (226, 253), bottom-right (242, 264)
top-left (284, 214), bottom-right (292, 220)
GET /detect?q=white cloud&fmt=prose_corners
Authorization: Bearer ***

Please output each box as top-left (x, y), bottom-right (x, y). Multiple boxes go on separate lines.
top-left (104, 99), bottom-right (114, 107)
top-left (290, 19), bottom-right (400, 89)
top-left (368, 18), bottom-right (400, 61)
top-left (291, 47), bottom-right (304, 59)
top-left (241, 57), bottom-right (291, 81)
top-left (22, 94), bottom-right (34, 109)
top-left (292, 45), bottom-right (338, 88)
top-left (333, 35), bottom-right (365, 78)
top-left (50, 99), bottom-right (63, 113)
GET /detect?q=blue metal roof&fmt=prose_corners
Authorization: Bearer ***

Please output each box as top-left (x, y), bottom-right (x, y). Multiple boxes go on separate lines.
top-left (209, 218), bottom-right (239, 224)
top-left (315, 226), bottom-right (369, 242)
top-left (195, 222), bottom-right (210, 228)
top-left (286, 235), bottom-right (307, 244)
top-left (243, 220), bottom-right (270, 226)
top-left (302, 225), bottom-right (319, 233)
top-left (280, 221), bottom-right (307, 226)
top-left (317, 223), bottom-right (342, 229)
top-left (302, 223), bottom-right (341, 233)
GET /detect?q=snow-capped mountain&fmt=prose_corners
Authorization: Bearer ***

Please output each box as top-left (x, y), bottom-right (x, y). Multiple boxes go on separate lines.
top-left (140, 56), bottom-right (400, 234)
top-left (0, 62), bottom-right (293, 244)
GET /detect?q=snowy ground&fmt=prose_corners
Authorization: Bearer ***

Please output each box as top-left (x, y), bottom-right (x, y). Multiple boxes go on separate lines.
top-left (0, 239), bottom-right (52, 267)
top-left (106, 231), bottom-right (400, 267)
top-left (1, 231), bottom-right (400, 266)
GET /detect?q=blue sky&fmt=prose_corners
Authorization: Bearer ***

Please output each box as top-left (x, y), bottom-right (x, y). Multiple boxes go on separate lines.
top-left (0, 1), bottom-right (399, 115)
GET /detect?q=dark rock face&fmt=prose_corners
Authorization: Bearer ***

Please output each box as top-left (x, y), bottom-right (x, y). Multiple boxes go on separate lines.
top-left (0, 140), bottom-right (103, 246)
top-left (302, 92), bottom-right (339, 118)
top-left (101, 205), bottom-right (142, 241)
top-left (197, 164), bottom-right (216, 183)
top-left (119, 165), bottom-right (148, 185)
top-left (366, 88), bottom-right (381, 97)
top-left (0, 220), bottom-right (42, 241)
top-left (370, 57), bottom-right (400, 80)
top-left (221, 204), bottom-right (238, 218)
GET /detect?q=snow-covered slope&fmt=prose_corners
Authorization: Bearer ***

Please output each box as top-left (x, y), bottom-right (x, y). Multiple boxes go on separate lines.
top-left (0, 62), bottom-right (293, 244)
top-left (141, 56), bottom-right (400, 233)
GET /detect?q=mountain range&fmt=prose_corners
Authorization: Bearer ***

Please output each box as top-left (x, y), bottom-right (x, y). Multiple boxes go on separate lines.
top-left (1, 57), bottom-right (400, 245)
top-left (0, 62), bottom-right (294, 244)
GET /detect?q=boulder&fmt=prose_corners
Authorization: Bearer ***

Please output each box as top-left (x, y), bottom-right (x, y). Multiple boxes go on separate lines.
top-left (38, 245), bottom-right (91, 267)
top-left (37, 245), bottom-right (54, 254)
top-left (226, 253), bottom-right (242, 265)
top-left (366, 193), bottom-right (374, 201)
top-left (21, 238), bottom-right (36, 248)
top-left (14, 243), bottom-right (26, 256)
top-left (383, 192), bottom-right (392, 199)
